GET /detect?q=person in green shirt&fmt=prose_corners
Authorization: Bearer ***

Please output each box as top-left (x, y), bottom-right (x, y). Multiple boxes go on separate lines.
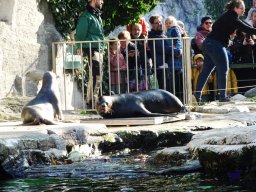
top-left (75, 0), bottom-right (104, 107)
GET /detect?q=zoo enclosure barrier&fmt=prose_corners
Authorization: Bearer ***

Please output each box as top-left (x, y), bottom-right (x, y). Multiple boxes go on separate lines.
top-left (52, 37), bottom-right (192, 111)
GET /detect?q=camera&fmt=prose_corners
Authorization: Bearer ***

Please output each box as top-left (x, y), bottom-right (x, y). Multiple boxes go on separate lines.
top-left (245, 34), bottom-right (251, 42)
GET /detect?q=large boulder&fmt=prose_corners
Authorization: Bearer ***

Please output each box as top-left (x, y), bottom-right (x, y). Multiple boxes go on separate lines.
top-left (99, 129), bottom-right (193, 152)
top-left (187, 125), bottom-right (256, 184)
top-left (0, 123), bottom-right (108, 178)
top-left (245, 87), bottom-right (256, 98)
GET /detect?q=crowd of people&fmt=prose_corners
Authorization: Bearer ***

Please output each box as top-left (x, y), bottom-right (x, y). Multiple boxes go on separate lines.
top-left (192, 0), bottom-right (256, 103)
top-left (107, 15), bottom-right (186, 99)
top-left (74, 0), bottom-right (256, 106)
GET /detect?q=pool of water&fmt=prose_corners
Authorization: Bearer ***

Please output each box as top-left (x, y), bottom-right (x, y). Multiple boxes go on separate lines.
top-left (0, 153), bottom-right (250, 191)
top-left (0, 174), bottom-right (248, 192)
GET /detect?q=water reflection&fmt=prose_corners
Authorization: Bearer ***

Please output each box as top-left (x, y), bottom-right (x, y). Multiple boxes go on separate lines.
top-left (0, 174), bottom-right (248, 192)
top-left (0, 153), bottom-right (250, 191)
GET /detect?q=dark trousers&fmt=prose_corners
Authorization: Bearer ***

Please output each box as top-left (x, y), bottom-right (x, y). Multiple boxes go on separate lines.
top-left (169, 70), bottom-right (183, 101)
top-left (156, 68), bottom-right (171, 92)
top-left (82, 48), bottom-right (102, 92)
top-left (195, 38), bottom-right (229, 99)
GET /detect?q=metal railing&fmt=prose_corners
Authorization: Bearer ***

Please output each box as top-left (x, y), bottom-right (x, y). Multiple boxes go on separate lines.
top-left (52, 37), bottom-right (192, 110)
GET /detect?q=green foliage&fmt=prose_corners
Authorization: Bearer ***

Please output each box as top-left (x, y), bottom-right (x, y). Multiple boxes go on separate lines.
top-left (102, 0), bottom-right (159, 34)
top-left (47, 0), bottom-right (159, 38)
top-left (204, 0), bottom-right (252, 20)
top-left (46, 0), bottom-right (87, 37)
top-left (72, 52), bottom-right (110, 96)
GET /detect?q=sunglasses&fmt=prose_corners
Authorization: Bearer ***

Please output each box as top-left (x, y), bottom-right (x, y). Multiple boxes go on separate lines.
top-left (204, 21), bottom-right (212, 25)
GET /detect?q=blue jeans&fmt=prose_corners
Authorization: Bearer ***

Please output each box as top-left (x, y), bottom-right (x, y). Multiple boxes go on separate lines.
top-left (195, 38), bottom-right (229, 99)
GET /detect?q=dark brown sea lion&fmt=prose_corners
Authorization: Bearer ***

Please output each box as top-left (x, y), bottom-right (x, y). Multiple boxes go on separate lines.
top-left (21, 71), bottom-right (63, 125)
top-left (96, 89), bottom-right (186, 118)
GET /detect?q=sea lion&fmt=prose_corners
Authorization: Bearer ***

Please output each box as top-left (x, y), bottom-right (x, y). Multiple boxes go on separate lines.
top-left (21, 71), bottom-right (63, 125)
top-left (96, 89), bottom-right (185, 118)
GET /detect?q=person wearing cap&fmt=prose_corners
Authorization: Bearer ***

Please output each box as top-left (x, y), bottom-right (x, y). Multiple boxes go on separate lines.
top-left (75, 0), bottom-right (104, 107)
top-left (192, 54), bottom-right (214, 101)
top-left (194, 0), bottom-right (256, 103)
top-left (177, 20), bottom-right (188, 37)
top-left (194, 16), bottom-right (213, 54)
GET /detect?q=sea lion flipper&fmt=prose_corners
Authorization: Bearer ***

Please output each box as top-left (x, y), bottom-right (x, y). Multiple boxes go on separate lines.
top-left (42, 119), bottom-right (57, 125)
top-left (138, 103), bottom-right (167, 117)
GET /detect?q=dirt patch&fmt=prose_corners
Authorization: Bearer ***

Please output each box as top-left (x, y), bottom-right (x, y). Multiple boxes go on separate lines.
top-left (0, 97), bottom-right (31, 121)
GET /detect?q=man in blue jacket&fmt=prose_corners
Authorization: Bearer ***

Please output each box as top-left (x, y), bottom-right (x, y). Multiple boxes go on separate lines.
top-left (148, 15), bottom-right (172, 92)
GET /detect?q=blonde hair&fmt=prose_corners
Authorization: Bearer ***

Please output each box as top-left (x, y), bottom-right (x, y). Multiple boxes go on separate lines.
top-left (131, 23), bottom-right (142, 31)
top-left (165, 16), bottom-right (178, 27)
top-left (177, 20), bottom-right (185, 29)
top-left (118, 30), bottom-right (131, 40)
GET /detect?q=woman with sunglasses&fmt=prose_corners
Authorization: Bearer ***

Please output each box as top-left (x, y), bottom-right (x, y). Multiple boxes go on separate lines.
top-left (194, 16), bottom-right (213, 55)
top-left (195, 0), bottom-right (256, 103)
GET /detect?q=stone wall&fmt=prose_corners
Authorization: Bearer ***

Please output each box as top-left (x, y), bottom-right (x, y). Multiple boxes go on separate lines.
top-left (0, 0), bottom-right (62, 97)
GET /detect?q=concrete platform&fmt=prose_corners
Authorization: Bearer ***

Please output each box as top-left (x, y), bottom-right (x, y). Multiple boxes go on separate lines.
top-left (80, 113), bottom-right (186, 126)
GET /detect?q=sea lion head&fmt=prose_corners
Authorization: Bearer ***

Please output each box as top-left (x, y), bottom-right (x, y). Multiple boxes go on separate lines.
top-left (96, 96), bottom-right (113, 116)
top-left (42, 71), bottom-right (57, 90)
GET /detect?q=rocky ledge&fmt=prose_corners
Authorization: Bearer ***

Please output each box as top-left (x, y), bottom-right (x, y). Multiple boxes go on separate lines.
top-left (0, 95), bottom-right (256, 189)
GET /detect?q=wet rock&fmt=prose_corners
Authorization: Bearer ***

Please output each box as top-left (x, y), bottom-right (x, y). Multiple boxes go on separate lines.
top-left (148, 146), bottom-right (191, 166)
top-left (99, 130), bottom-right (193, 152)
top-left (151, 160), bottom-right (202, 175)
top-left (46, 148), bottom-right (67, 160)
top-left (68, 150), bottom-right (84, 162)
top-left (47, 123), bottom-right (108, 146)
top-left (0, 132), bottom-right (57, 178)
top-left (0, 123), bottom-right (109, 178)
top-left (196, 144), bottom-right (256, 180)
top-left (187, 125), bottom-right (256, 181)
top-left (67, 143), bottom-right (101, 162)
top-left (49, 134), bottom-right (66, 150)
top-left (2, 149), bottom-right (52, 178)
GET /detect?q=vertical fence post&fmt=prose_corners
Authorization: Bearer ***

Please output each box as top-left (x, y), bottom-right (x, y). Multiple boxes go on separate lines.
top-left (52, 43), bottom-right (56, 73)
top-left (51, 37), bottom-right (194, 111)
top-left (184, 37), bottom-right (192, 106)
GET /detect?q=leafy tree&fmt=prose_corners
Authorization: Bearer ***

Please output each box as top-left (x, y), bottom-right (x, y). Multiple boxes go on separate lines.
top-left (47, 0), bottom-right (159, 38)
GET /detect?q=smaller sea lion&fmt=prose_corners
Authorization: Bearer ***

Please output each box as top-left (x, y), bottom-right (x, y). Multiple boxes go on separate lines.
top-left (21, 71), bottom-right (63, 125)
top-left (96, 89), bottom-right (185, 118)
